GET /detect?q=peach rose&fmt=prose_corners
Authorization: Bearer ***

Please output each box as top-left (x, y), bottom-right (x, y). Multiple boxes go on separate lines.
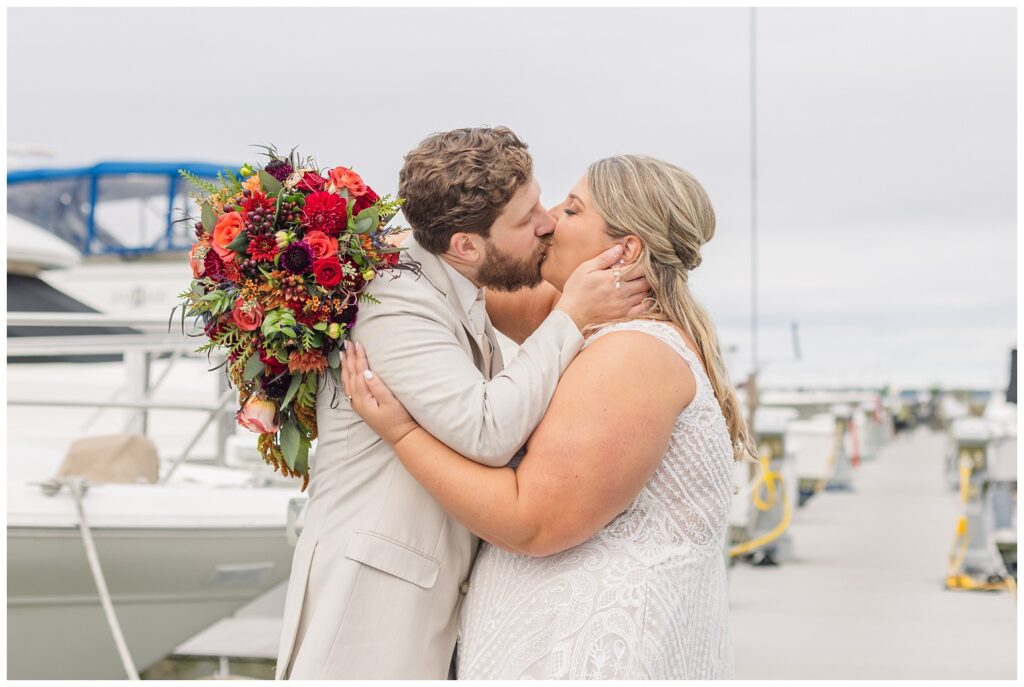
top-left (189, 242), bottom-right (208, 278)
top-left (327, 166), bottom-right (367, 197)
top-left (242, 175), bottom-right (262, 193)
top-left (303, 230), bottom-right (339, 261)
top-left (232, 298), bottom-right (264, 331)
top-left (213, 211), bottom-right (245, 261)
top-left (236, 397), bottom-right (279, 434)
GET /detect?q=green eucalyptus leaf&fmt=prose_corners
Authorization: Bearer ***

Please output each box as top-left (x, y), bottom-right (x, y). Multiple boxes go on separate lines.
top-left (226, 232), bottom-right (249, 252)
top-left (353, 216), bottom-right (374, 234)
top-left (282, 374), bottom-right (302, 407)
top-left (259, 170), bottom-right (283, 195)
top-left (328, 365), bottom-right (341, 386)
top-left (293, 437), bottom-right (310, 475)
top-left (280, 421), bottom-right (299, 469)
top-left (313, 322), bottom-right (328, 332)
top-left (243, 355), bottom-right (265, 381)
top-left (328, 348), bottom-right (341, 369)
top-left (281, 327), bottom-right (297, 339)
top-left (201, 203), bottom-right (216, 234)
top-left (352, 206), bottom-right (379, 234)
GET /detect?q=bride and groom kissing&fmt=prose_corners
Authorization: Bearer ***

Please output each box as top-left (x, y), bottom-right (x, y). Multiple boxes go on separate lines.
top-left (275, 126), bottom-right (751, 680)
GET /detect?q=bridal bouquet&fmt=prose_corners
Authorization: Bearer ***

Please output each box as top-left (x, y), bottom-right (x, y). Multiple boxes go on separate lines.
top-left (176, 146), bottom-right (408, 489)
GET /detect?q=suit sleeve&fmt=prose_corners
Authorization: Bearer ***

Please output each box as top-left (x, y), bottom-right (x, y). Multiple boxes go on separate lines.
top-left (354, 279), bottom-right (584, 467)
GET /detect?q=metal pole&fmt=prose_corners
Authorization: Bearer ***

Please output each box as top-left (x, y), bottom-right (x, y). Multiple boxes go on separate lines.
top-left (214, 357), bottom-right (233, 466)
top-left (123, 351), bottom-right (151, 435)
top-left (750, 7), bottom-right (759, 372)
top-left (748, 7), bottom-right (760, 429)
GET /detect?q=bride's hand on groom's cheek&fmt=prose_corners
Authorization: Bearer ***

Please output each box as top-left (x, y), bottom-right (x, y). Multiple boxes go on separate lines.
top-left (556, 246), bottom-right (652, 330)
top-left (341, 340), bottom-right (419, 445)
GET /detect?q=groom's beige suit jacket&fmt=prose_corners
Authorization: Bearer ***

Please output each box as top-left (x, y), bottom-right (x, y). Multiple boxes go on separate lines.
top-left (275, 236), bottom-right (583, 679)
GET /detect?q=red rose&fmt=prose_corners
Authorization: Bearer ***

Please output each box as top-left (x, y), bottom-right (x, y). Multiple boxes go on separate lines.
top-left (259, 348), bottom-right (288, 375)
top-left (384, 251), bottom-right (401, 267)
top-left (297, 171), bottom-right (328, 193)
top-left (352, 186), bottom-right (380, 215)
top-left (313, 257), bottom-right (343, 288)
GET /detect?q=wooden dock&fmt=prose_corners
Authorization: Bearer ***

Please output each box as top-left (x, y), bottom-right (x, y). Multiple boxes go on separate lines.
top-left (729, 428), bottom-right (1017, 679)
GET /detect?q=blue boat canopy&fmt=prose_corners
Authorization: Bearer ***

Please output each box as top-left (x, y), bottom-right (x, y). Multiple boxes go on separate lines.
top-left (7, 161), bottom-right (237, 256)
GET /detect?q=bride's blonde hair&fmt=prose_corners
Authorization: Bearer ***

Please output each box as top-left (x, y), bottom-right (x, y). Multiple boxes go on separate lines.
top-left (587, 155), bottom-right (756, 462)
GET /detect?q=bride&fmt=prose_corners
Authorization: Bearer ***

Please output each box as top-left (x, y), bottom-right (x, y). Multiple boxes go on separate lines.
top-left (342, 155), bottom-right (753, 679)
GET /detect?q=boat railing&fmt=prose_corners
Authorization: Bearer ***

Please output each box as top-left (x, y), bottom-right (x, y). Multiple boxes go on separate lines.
top-left (7, 312), bottom-right (236, 481)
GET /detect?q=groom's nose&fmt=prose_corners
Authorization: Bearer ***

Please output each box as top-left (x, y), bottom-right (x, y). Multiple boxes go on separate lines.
top-left (535, 209), bottom-right (555, 238)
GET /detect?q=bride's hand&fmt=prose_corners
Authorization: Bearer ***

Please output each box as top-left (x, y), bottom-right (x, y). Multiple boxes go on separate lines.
top-left (342, 340), bottom-right (419, 445)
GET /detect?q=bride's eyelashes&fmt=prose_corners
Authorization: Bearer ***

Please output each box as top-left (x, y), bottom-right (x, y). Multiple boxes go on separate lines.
top-left (563, 208), bottom-right (577, 217)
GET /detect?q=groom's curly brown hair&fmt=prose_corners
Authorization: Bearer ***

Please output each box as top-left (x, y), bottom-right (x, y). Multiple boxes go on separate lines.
top-left (399, 126), bottom-right (533, 254)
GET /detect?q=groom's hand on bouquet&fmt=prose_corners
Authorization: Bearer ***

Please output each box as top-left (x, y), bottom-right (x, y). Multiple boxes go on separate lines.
top-left (555, 245), bottom-right (651, 331)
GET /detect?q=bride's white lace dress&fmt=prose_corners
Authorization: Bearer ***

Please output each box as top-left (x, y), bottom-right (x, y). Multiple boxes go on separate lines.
top-left (456, 320), bottom-right (736, 679)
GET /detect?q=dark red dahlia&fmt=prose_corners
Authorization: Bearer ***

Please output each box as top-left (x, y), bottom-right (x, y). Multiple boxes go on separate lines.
top-left (352, 187), bottom-right (380, 215)
top-left (248, 234), bottom-right (279, 263)
top-left (302, 191), bottom-right (348, 236)
top-left (280, 241), bottom-right (314, 274)
top-left (265, 159), bottom-right (293, 182)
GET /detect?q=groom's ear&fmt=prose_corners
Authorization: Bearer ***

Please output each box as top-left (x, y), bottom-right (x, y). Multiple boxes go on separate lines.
top-left (448, 232), bottom-right (484, 263)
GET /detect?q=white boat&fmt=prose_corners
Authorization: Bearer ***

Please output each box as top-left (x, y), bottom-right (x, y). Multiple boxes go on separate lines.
top-left (7, 162), bottom-right (308, 679)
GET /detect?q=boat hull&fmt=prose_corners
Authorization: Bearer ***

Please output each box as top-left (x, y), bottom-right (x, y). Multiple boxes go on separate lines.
top-left (8, 524), bottom-right (293, 679)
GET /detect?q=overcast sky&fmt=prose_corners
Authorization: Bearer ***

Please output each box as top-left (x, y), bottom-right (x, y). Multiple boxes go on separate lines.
top-left (7, 7), bottom-right (1016, 390)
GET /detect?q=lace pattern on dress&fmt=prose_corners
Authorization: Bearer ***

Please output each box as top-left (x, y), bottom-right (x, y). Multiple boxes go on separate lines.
top-left (456, 319), bottom-right (736, 679)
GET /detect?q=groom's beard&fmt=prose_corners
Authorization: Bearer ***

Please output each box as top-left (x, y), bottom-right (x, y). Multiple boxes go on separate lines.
top-left (476, 238), bottom-right (549, 292)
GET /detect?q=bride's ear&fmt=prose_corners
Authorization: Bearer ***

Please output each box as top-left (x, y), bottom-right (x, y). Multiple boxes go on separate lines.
top-left (620, 236), bottom-right (643, 264)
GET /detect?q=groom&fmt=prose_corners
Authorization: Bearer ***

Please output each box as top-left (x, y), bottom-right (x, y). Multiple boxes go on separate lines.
top-left (275, 127), bottom-right (648, 679)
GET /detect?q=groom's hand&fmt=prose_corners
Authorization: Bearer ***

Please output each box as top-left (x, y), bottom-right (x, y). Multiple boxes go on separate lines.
top-left (555, 245), bottom-right (651, 331)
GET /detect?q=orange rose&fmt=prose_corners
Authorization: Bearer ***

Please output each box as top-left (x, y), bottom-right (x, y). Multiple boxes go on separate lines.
top-left (303, 230), bottom-right (339, 260)
top-left (327, 166), bottom-right (367, 197)
top-left (213, 211), bottom-right (245, 261)
top-left (232, 298), bottom-right (263, 331)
